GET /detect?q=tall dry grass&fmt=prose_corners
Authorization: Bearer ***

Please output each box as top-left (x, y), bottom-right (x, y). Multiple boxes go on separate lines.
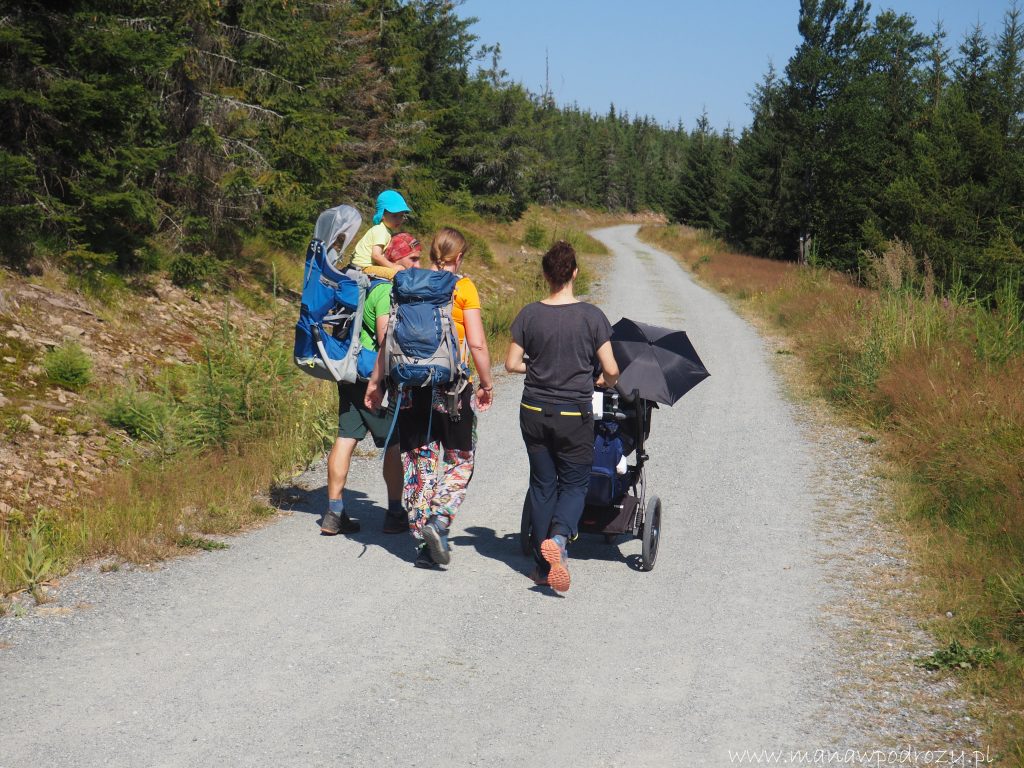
top-left (639, 224), bottom-right (1024, 760)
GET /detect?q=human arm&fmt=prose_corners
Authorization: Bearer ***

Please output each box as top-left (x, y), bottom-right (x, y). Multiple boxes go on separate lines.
top-left (505, 305), bottom-right (528, 375)
top-left (461, 307), bottom-right (493, 412)
top-left (504, 341), bottom-right (527, 374)
top-left (370, 244), bottom-right (398, 269)
top-left (364, 350), bottom-right (386, 412)
top-left (595, 341), bottom-right (619, 389)
top-left (363, 298), bottom-right (391, 411)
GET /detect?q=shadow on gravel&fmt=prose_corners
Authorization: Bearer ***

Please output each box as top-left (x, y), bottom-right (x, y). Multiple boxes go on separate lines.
top-left (453, 526), bottom-right (643, 577)
top-left (270, 485), bottom-right (414, 563)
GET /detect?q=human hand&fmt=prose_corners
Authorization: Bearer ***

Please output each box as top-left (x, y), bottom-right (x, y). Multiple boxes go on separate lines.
top-left (364, 381), bottom-right (384, 412)
top-left (475, 384), bottom-right (493, 412)
top-left (595, 374), bottom-right (609, 389)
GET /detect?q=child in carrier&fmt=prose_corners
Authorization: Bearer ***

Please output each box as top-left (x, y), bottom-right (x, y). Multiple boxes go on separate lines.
top-left (348, 189), bottom-right (412, 278)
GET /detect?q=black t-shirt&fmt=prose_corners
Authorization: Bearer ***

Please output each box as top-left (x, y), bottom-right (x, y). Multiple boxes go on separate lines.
top-left (510, 301), bottom-right (613, 404)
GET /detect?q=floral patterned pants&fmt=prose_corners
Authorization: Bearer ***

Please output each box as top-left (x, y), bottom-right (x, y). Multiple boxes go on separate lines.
top-left (402, 442), bottom-right (475, 539)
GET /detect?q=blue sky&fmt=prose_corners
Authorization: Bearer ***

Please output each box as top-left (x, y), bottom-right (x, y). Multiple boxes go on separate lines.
top-left (458, 0), bottom-right (1016, 132)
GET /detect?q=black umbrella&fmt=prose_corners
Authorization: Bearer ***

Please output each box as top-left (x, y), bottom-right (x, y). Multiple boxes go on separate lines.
top-left (610, 318), bottom-right (710, 406)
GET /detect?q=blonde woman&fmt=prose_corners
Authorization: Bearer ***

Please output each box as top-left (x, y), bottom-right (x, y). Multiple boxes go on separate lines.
top-left (365, 227), bottom-right (494, 568)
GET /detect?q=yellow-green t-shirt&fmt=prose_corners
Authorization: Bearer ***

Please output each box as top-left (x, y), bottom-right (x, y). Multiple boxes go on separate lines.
top-left (351, 223), bottom-right (392, 269)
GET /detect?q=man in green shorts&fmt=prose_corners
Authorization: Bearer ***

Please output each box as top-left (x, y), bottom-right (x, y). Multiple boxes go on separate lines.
top-left (321, 234), bottom-right (422, 535)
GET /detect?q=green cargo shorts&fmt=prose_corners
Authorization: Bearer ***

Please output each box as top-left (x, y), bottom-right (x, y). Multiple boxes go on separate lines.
top-left (337, 380), bottom-right (398, 448)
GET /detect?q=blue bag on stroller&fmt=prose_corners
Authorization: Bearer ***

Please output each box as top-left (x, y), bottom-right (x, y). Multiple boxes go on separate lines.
top-left (586, 420), bottom-right (627, 507)
top-left (294, 205), bottom-right (384, 383)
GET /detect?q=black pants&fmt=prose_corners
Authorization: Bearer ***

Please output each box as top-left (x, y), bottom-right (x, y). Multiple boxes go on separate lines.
top-left (397, 386), bottom-right (474, 452)
top-left (519, 400), bottom-right (593, 559)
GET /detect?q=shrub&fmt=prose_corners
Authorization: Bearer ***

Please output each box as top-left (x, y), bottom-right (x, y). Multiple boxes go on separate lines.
top-left (523, 220), bottom-right (547, 249)
top-left (169, 252), bottom-right (213, 288)
top-left (102, 388), bottom-right (174, 445)
top-left (43, 342), bottom-right (93, 392)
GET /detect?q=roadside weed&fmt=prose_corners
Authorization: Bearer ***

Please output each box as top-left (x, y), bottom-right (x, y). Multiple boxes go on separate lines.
top-left (13, 517), bottom-right (56, 603)
top-left (914, 640), bottom-right (1002, 672)
top-left (176, 535), bottom-right (228, 551)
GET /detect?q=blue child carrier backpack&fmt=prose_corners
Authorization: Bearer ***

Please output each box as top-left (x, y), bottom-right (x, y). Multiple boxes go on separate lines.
top-left (293, 205), bottom-right (385, 383)
top-left (382, 268), bottom-right (469, 390)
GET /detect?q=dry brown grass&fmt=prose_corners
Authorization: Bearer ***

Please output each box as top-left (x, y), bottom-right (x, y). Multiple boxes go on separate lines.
top-left (639, 223), bottom-right (1024, 763)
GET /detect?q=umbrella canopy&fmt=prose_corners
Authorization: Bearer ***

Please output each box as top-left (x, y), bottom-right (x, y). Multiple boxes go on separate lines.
top-left (610, 318), bottom-right (710, 406)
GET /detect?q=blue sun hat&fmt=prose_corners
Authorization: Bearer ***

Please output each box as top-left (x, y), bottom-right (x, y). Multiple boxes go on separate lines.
top-left (373, 189), bottom-right (412, 225)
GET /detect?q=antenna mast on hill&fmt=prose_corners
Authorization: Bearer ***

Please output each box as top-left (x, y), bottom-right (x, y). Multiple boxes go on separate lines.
top-left (543, 49), bottom-right (554, 109)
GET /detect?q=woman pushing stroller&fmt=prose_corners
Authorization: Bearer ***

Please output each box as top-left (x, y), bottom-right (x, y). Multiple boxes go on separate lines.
top-left (505, 241), bottom-right (619, 592)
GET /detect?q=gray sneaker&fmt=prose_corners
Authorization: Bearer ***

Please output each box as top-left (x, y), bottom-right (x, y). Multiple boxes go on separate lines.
top-left (321, 511), bottom-right (360, 535)
top-left (421, 521), bottom-right (451, 565)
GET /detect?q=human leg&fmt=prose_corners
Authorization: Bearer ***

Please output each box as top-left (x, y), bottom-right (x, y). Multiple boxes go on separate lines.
top-left (540, 406), bottom-right (594, 592)
top-left (402, 442), bottom-right (441, 541)
top-left (323, 382), bottom-right (372, 535)
top-left (548, 457), bottom-right (591, 540)
top-left (380, 444), bottom-right (406, 533)
top-left (430, 447), bottom-right (474, 531)
top-left (428, 396), bottom-right (476, 533)
top-left (526, 447), bottom-right (558, 566)
top-left (360, 390), bottom-right (404, 532)
top-left (326, 436), bottom-right (357, 501)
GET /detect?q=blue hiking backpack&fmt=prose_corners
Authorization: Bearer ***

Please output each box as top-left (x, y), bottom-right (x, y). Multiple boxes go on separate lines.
top-left (382, 268), bottom-right (469, 390)
top-left (294, 205), bottom-right (386, 383)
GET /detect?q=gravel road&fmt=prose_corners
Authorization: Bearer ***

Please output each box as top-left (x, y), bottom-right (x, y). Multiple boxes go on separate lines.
top-left (1, 225), bottom-right (978, 766)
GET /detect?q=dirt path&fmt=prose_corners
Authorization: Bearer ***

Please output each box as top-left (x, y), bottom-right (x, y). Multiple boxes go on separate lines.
top-left (0, 225), bottom-right (978, 766)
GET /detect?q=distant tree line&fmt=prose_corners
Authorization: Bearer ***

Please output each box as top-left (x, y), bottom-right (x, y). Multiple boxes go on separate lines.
top-left (690, 0), bottom-right (1024, 295)
top-left (0, 0), bottom-right (688, 280)
top-left (1, 0), bottom-right (1021, 296)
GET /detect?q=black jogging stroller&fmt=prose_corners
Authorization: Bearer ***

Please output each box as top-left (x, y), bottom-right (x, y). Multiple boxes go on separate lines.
top-left (519, 388), bottom-right (663, 571)
top-left (517, 317), bottom-right (711, 573)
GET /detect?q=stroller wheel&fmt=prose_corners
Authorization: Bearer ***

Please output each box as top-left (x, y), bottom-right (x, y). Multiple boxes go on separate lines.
top-left (520, 495), bottom-right (533, 557)
top-left (640, 495), bottom-right (662, 572)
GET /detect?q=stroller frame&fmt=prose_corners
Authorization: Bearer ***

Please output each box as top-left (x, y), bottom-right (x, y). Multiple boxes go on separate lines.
top-left (519, 387), bottom-right (663, 572)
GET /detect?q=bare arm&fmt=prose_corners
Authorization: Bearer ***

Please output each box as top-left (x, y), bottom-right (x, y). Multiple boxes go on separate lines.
top-left (505, 341), bottom-right (527, 374)
top-left (462, 308), bottom-right (493, 412)
top-left (363, 331), bottom-right (388, 412)
top-left (595, 340), bottom-right (619, 388)
top-left (369, 244), bottom-right (392, 268)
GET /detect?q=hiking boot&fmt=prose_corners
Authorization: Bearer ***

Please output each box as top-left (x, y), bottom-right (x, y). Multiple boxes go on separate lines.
top-left (540, 537), bottom-right (570, 592)
top-left (382, 510), bottom-right (407, 534)
top-left (321, 510), bottom-right (360, 535)
top-left (422, 520), bottom-right (451, 566)
top-left (414, 544), bottom-right (440, 569)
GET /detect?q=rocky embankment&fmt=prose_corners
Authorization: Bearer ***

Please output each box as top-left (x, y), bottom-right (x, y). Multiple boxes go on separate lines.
top-left (0, 273), bottom-right (283, 521)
